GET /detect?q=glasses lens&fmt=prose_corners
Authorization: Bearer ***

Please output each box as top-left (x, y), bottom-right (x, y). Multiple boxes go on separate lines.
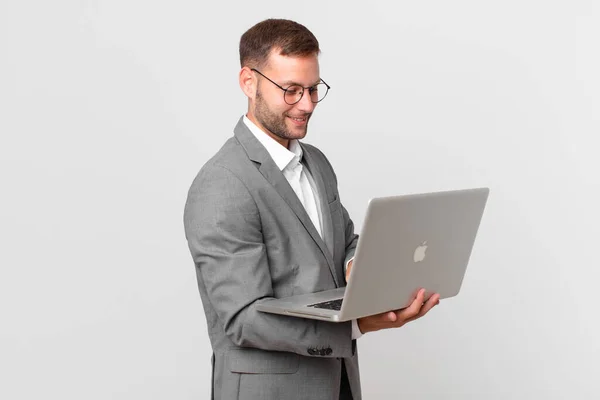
top-left (284, 85), bottom-right (303, 104)
top-left (284, 83), bottom-right (329, 104)
top-left (310, 83), bottom-right (328, 103)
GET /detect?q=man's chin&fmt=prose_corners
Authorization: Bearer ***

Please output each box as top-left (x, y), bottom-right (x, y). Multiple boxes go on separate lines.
top-left (285, 123), bottom-right (308, 139)
top-left (287, 131), bottom-right (307, 141)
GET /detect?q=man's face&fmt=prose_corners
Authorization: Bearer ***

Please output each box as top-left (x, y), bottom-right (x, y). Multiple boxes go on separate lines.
top-left (250, 51), bottom-right (320, 144)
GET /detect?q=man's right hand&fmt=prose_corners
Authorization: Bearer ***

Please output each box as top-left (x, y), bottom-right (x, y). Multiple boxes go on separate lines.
top-left (357, 288), bottom-right (440, 334)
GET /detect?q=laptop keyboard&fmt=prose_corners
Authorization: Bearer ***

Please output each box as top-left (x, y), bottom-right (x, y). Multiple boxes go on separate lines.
top-left (307, 298), bottom-right (343, 311)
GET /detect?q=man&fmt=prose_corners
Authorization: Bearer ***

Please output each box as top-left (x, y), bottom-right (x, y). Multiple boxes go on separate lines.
top-left (183, 18), bottom-right (440, 400)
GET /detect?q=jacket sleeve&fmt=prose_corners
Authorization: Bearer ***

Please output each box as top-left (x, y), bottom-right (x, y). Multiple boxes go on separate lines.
top-left (342, 201), bottom-right (359, 266)
top-left (184, 165), bottom-right (354, 358)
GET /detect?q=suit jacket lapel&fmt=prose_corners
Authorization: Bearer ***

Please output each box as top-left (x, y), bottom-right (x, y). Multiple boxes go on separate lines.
top-left (233, 117), bottom-right (340, 287)
top-left (300, 144), bottom-right (335, 260)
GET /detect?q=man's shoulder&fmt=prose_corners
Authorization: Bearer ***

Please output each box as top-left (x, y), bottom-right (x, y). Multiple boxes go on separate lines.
top-left (186, 135), bottom-right (255, 194)
top-left (199, 135), bottom-right (251, 174)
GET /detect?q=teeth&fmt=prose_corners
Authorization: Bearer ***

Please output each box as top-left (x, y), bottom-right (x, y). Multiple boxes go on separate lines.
top-left (290, 117), bottom-right (305, 121)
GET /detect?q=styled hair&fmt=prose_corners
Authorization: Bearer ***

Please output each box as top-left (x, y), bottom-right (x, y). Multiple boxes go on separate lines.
top-left (239, 19), bottom-right (320, 68)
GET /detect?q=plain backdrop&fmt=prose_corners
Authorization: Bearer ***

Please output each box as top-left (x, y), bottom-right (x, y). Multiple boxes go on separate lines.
top-left (1, 1), bottom-right (598, 399)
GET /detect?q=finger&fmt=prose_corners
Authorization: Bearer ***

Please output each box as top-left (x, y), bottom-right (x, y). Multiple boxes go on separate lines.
top-left (407, 293), bottom-right (440, 322)
top-left (421, 293), bottom-right (440, 314)
top-left (409, 289), bottom-right (427, 313)
top-left (396, 289), bottom-right (426, 321)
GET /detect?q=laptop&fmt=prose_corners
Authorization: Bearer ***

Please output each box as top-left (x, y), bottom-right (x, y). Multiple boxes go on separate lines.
top-left (256, 187), bottom-right (489, 322)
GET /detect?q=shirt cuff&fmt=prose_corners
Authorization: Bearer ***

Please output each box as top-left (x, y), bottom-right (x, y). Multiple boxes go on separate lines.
top-left (346, 257), bottom-right (361, 339)
top-left (351, 319), bottom-right (363, 340)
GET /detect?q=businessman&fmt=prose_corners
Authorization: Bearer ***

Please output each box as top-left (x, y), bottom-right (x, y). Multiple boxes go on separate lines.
top-left (183, 18), bottom-right (440, 400)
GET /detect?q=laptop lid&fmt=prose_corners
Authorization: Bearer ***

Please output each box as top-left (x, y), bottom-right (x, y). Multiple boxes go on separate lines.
top-left (337, 187), bottom-right (489, 321)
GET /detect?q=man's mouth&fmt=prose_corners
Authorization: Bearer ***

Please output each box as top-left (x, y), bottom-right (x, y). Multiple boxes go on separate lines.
top-left (287, 114), bottom-right (310, 127)
top-left (288, 115), bottom-right (307, 122)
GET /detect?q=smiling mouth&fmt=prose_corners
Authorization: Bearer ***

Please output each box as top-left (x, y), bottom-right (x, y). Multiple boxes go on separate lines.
top-left (288, 115), bottom-right (307, 122)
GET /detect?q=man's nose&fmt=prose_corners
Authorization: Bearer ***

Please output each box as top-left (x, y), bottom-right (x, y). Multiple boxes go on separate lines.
top-left (296, 89), bottom-right (316, 113)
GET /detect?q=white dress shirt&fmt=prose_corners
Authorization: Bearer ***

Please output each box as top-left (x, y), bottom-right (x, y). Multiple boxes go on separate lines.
top-left (243, 115), bottom-right (362, 339)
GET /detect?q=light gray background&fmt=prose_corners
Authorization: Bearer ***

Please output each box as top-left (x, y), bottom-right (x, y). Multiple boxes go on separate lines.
top-left (1, 1), bottom-right (598, 399)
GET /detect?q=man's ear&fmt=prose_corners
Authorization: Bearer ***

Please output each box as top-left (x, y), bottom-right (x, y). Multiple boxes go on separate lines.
top-left (239, 67), bottom-right (256, 99)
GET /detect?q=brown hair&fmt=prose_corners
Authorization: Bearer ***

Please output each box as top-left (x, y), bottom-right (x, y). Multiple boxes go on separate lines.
top-left (239, 19), bottom-right (320, 68)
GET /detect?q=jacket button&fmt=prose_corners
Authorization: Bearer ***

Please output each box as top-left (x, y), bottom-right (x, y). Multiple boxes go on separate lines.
top-left (307, 348), bottom-right (316, 355)
top-left (326, 348), bottom-right (333, 355)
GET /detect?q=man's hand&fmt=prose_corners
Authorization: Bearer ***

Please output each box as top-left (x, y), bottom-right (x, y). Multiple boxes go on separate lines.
top-left (357, 288), bottom-right (440, 334)
top-left (346, 260), bottom-right (440, 334)
top-left (345, 259), bottom-right (354, 282)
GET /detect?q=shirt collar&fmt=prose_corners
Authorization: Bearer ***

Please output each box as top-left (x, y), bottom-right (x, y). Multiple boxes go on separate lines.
top-left (243, 115), bottom-right (303, 171)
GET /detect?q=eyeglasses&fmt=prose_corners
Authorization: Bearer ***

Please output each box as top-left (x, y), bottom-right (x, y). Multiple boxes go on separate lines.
top-left (251, 68), bottom-right (330, 105)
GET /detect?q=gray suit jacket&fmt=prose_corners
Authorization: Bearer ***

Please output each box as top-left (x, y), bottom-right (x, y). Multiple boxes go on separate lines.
top-left (184, 117), bottom-right (361, 400)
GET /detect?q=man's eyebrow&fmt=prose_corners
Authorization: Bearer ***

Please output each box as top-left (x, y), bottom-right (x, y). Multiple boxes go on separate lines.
top-left (280, 78), bottom-right (322, 87)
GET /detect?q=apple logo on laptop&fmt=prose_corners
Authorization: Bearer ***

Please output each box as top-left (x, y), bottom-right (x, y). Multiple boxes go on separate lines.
top-left (413, 241), bottom-right (428, 263)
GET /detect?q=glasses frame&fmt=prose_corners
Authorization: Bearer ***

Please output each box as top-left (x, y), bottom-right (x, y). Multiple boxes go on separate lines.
top-left (251, 68), bottom-right (330, 105)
